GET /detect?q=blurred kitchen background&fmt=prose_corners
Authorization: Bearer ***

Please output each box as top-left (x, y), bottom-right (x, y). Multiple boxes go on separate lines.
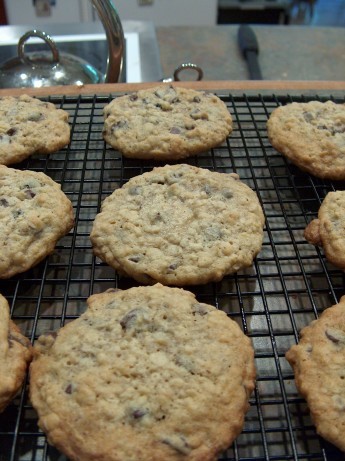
top-left (0, 0), bottom-right (344, 27)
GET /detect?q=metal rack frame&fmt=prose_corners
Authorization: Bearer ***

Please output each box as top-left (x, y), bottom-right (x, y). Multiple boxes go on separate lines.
top-left (0, 92), bottom-right (344, 461)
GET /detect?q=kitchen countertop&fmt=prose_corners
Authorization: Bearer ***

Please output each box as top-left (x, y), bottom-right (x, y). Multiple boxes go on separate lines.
top-left (156, 25), bottom-right (345, 83)
top-left (0, 22), bottom-right (344, 97)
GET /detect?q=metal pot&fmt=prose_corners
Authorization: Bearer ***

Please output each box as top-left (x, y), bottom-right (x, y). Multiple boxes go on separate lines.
top-left (0, 30), bottom-right (104, 88)
top-left (0, 0), bottom-right (124, 88)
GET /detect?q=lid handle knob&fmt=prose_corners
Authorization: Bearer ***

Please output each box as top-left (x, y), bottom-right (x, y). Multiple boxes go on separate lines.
top-left (18, 30), bottom-right (60, 66)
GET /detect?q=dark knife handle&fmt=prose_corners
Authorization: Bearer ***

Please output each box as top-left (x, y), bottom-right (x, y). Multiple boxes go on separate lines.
top-left (238, 24), bottom-right (263, 80)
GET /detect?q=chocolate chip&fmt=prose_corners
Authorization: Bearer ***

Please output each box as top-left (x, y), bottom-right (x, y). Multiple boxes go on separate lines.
top-left (111, 120), bottom-right (128, 133)
top-left (333, 125), bottom-right (345, 134)
top-left (132, 408), bottom-right (147, 419)
top-left (222, 189), bottom-right (233, 199)
top-left (193, 96), bottom-right (201, 103)
top-left (12, 210), bottom-right (22, 219)
top-left (325, 328), bottom-right (345, 345)
top-left (6, 127), bottom-right (16, 136)
top-left (129, 93), bottom-right (138, 102)
top-left (203, 185), bottom-right (212, 195)
top-left (168, 263), bottom-right (178, 271)
top-left (24, 189), bottom-right (36, 199)
top-left (65, 384), bottom-right (73, 394)
top-left (0, 198), bottom-right (9, 207)
top-left (120, 309), bottom-right (139, 330)
top-left (192, 303), bottom-right (210, 316)
top-left (154, 90), bottom-right (164, 99)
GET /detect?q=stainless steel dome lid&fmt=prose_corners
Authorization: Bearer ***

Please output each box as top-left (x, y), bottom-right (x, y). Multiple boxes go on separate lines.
top-left (0, 30), bottom-right (104, 88)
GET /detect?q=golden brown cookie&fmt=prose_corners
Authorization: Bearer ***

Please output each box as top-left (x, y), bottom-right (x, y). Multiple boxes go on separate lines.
top-left (90, 164), bottom-right (265, 285)
top-left (29, 284), bottom-right (255, 461)
top-left (267, 100), bottom-right (345, 180)
top-left (0, 94), bottom-right (70, 165)
top-left (0, 293), bottom-right (32, 412)
top-left (102, 85), bottom-right (232, 161)
top-left (0, 165), bottom-right (74, 278)
top-left (304, 191), bottom-right (345, 270)
top-left (286, 297), bottom-right (345, 452)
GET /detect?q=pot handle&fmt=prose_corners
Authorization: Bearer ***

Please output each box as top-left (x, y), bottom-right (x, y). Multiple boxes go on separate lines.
top-left (173, 63), bottom-right (203, 81)
top-left (18, 30), bottom-right (60, 65)
top-left (161, 63), bottom-right (204, 82)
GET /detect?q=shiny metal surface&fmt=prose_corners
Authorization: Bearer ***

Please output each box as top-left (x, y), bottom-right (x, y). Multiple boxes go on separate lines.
top-left (0, 29), bottom-right (104, 88)
top-left (0, 1), bottom-right (125, 88)
top-left (0, 21), bottom-right (162, 84)
top-left (91, 0), bottom-right (124, 83)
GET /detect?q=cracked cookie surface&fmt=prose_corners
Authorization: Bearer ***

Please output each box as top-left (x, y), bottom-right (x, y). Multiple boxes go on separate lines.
top-left (29, 284), bottom-right (255, 461)
top-left (0, 293), bottom-right (32, 412)
top-left (304, 191), bottom-right (345, 270)
top-left (0, 165), bottom-right (74, 278)
top-left (286, 296), bottom-right (345, 452)
top-left (102, 85), bottom-right (232, 160)
top-left (267, 100), bottom-right (345, 180)
top-left (0, 94), bottom-right (70, 165)
top-left (90, 164), bottom-right (265, 286)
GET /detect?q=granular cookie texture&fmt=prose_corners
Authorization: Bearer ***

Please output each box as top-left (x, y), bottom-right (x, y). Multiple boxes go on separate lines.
top-left (267, 100), bottom-right (345, 180)
top-left (29, 284), bottom-right (256, 461)
top-left (0, 94), bottom-right (70, 165)
top-left (90, 164), bottom-right (265, 286)
top-left (304, 191), bottom-right (345, 270)
top-left (102, 85), bottom-right (232, 160)
top-left (0, 165), bottom-right (74, 278)
top-left (286, 297), bottom-right (345, 452)
top-left (0, 293), bottom-right (32, 412)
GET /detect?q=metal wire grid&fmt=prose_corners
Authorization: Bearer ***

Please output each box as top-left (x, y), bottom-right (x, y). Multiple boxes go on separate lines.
top-left (0, 92), bottom-right (344, 461)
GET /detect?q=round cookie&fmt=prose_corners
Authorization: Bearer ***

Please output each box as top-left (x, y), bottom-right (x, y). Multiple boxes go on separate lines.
top-left (304, 190), bottom-right (345, 270)
top-left (267, 100), bottom-right (345, 180)
top-left (29, 284), bottom-right (256, 461)
top-left (102, 85), bottom-right (232, 160)
top-left (0, 94), bottom-right (70, 165)
top-left (0, 293), bottom-right (32, 412)
top-left (90, 164), bottom-right (265, 286)
top-left (286, 296), bottom-right (345, 452)
top-left (0, 165), bottom-right (74, 278)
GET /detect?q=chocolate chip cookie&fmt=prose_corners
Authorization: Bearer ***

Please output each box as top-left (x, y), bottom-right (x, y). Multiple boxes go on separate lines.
top-left (286, 296), bottom-right (345, 452)
top-left (102, 85), bottom-right (232, 160)
top-left (29, 284), bottom-right (255, 461)
top-left (0, 94), bottom-right (70, 165)
top-left (0, 165), bottom-right (74, 278)
top-left (304, 190), bottom-right (345, 270)
top-left (0, 293), bottom-right (32, 412)
top-left (267, 100), bottom-right (345, 180)
top-left (90, 164), bottom-right (265, 285)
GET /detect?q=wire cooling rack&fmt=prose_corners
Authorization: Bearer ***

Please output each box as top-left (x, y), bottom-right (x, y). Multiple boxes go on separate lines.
top-left (0, 91), bottom-right (345, 461)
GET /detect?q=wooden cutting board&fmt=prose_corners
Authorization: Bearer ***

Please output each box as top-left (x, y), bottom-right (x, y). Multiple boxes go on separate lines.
top-left (0, 80), bottom-right (344, 97)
